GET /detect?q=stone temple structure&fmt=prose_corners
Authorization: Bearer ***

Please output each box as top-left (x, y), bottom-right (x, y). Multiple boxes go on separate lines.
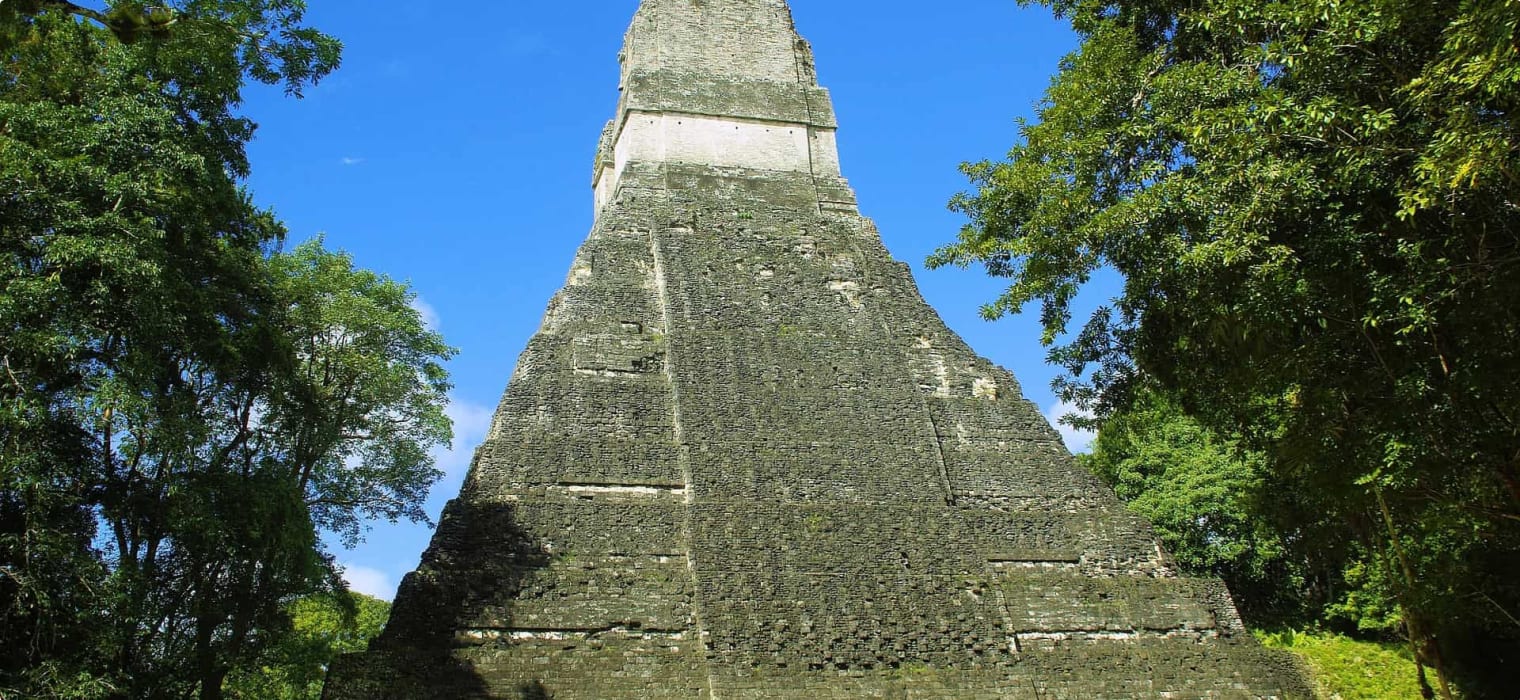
top-left (324, 1), bottom-right (1309, 697)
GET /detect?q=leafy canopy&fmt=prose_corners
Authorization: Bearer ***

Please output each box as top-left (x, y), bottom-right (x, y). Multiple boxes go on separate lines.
top-left (225, 592), bottom-right (390, 700)
top-left (2, 4), bottom-right (450, 699)
top-left (1080, 390), bottom-right (1336, 626)
top-left (931, 0), bottom-right (1520, 694)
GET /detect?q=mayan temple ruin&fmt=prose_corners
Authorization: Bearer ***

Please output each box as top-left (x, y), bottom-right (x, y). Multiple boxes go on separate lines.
top-left (323, 1), bottom-right (1309, 697)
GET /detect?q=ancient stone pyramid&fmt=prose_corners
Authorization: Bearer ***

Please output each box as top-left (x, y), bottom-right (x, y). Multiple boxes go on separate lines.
top-left (324, 1), bottom-right (1308, 697)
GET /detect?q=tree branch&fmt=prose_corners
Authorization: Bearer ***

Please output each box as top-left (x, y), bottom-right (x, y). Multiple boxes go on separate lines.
top-left (32, 0), bottom-right (110, 26)
top-left (0, 355), bottom-right (21, 393)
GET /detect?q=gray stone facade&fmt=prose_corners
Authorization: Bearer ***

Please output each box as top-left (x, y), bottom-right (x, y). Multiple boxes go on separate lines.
top-left (322, 1), bottom-right (1310, 697)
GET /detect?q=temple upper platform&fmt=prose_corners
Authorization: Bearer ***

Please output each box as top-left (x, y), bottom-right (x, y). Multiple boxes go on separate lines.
top-left (592, 0), bottom-right (851, 212)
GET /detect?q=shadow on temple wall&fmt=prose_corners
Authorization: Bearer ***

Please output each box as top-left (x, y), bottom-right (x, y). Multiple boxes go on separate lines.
top-left (518, 680), bottom-right (554, 699)
top-left (322, 500), bottom-right (553, 699)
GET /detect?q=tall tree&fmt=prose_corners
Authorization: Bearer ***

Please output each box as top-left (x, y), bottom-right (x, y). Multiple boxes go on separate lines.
top-left (2, 4), bottom-right (450, 698)
top-left (930, 0), bottom-right (1520, 695)
top-left (91, 241), bottom-right (451, 698)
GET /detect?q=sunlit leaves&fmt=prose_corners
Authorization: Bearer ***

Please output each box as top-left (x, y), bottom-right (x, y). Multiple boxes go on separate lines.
top-left (1, 5), bottom-right (440, 699)
top-left (936, 0), bottom-right (1520, 692)
top-left (224, 592), bottom-right (389, 700)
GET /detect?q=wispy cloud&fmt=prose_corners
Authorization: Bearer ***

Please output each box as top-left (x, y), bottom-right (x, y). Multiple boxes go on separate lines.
top-left (1044, 400), bottom-right (1097, 454)
top-left (410, 296), bottom-right (441, 332)
top-left (437, 397), bottom-right (494, 478)
top-left (341, 563), bottom-right (396, 600)
top-left (404, 297), bottom-right (490, 478)
top-left (339, 156), bottom-right (366, 166)
top-left (381, 59), bottom-right (412, 79)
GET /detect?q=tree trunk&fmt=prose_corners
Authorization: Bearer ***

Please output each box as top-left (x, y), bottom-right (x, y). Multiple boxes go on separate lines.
top-left (1499, 459), bottom-right (1520, 506)
top-left (198, 667), bottom-right (227, 700)
top-left (1416, 662), bottom-right (1435, 700)
top-left (1376, 489), bottom-right (1454, 700)
top-left (194, 596), bottom-right (226, 700)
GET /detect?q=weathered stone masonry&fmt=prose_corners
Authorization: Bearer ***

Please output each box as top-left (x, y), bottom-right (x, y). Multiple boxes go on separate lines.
top-left (323, 1), bottom-right (1310, 697)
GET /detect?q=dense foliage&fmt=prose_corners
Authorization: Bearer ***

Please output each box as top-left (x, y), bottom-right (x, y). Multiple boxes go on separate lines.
top-left (1, 4), bottom-right (448, 698)
top-left (932, 0), bottom-right (1520, 695)
top-left (1079, 390), bottom-right (1341, 626)
top-left (225, 592), bottom-right (389, 700)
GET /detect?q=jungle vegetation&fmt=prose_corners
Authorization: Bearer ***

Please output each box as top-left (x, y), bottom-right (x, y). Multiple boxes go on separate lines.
top-left (933, 0), bottom-right (1520, 696)
top-left (2, 3), bottom-right (450, 698)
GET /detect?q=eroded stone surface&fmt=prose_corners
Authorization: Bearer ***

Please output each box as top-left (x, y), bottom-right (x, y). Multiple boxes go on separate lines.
top-left (322, 1), bottom-right (1309, 697)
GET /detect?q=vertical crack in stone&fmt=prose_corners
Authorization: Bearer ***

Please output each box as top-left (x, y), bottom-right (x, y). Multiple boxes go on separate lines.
top-left (649, 220), bottom-right (718, 699)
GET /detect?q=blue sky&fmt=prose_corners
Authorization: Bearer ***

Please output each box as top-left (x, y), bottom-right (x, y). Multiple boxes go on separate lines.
top-left (239, 1), bottom-right (1097, 600)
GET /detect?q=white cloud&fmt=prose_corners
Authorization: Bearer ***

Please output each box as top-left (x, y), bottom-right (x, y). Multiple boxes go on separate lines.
top-left (1045, 400), bottom-right (1097, 454)
top-left (341, 563), bottom-right (395, 601)
top-left (339, 156), bottom-right (365, 166)
top-left (410, 296), bottom-right (441, 333)
top-left (399, 296), bottom-right (488, 477)
top-left (435, 396), bottom-right (494, 478)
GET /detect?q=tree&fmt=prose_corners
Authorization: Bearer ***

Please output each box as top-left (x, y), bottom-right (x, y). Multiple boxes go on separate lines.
top-left (1080, 389), bottom-right (1337, 627)
top-left (2, 4), bottom-right (451, 698)
top-left (3, 7), bottom-right (292, 694)
top-left (91, 241), bottom-right (451, 698)
top-left (930, 0), bottom-right (1520, 696)
top-left (1086, 396), bottom-right (1262, 579)
top-left (224, 592), bottom-right (389, 700)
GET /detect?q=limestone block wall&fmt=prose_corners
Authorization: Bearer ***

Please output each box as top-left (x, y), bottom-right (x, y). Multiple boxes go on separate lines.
top-left (619, 0), bottom-right (812, 88)
top-left (592, 0), bottom-right (844, 210)
top-left (323, 164), bottom-right (1310, 699)
top-left (603, 113), bottom-right (838, 209)
top-left (322, 1), bottom-right (1309, 696)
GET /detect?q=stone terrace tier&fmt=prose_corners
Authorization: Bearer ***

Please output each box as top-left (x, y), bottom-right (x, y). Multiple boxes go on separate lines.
top-left (322, 1), bottom-right (1310, 698)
